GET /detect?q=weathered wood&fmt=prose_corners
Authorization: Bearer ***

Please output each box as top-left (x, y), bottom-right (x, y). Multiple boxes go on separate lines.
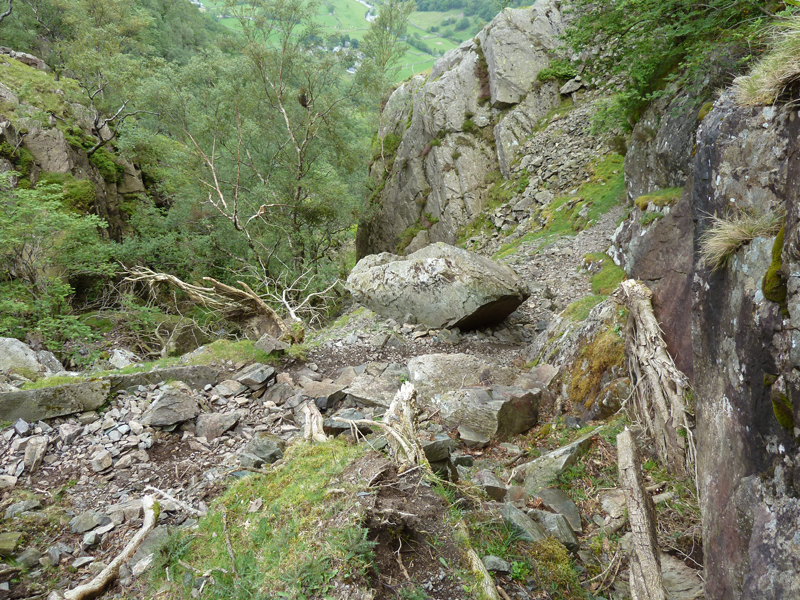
top-left (617, 429), bottom-right (666, 600)
top-left (335, 382), bottom-right (429, 472)
top-left (614, 279), bottom-right (695, 478)
top-left (301, 401), bottom-right (329, 443)
top-left (62, 496), bottom-right (158, 600)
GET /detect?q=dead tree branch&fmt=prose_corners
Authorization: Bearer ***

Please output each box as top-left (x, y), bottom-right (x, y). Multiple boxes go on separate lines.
top-left (123, 267), bottom-right (292, 340)
top-left (61, 496), bottom-right (158, 600)
top-left (617, 429), bottom-right (667, 600)
top-left (334, 382), bottom-right (429, 472)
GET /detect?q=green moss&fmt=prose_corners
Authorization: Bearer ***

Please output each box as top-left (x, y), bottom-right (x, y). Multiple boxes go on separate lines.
top-left (634, 187), bottom-right (683, 211)
top-left (89, 148), bottom-right (125, 183)
top-left (762, 224), bottom-right (787, 307)
top-left (430, 137), bottom-right (442, 147)
top-left (568, 326), bottom-right (626, 409)
top-left (772, 393), bottom-right (794, 430)
top-left (563, 294), bottom-right (605, 321)
top-left (698, 102), bottom-right (715, 121)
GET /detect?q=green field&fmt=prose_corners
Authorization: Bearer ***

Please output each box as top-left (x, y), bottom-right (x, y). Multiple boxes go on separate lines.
top-left (201, 0), bottom-right (486, 82)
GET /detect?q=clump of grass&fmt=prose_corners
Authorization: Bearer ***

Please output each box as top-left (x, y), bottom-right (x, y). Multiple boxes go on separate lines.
top-left (734, 16), bottom-right (800, 106)
top-left (698, 208), bottom-right (784, 271)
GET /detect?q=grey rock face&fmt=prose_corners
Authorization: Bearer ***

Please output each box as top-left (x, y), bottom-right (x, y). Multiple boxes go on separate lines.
top-left (0, 337), bottom-right (48, 375)
top-left (240, 432), bottom-right (285, 468)
top-left (141, 383), bottom-right (200, 427)
top-left (195, 412), bottom-right (239, 441)
top-left (511, 429), bottom-right (598, 495)
top-left (476, 1), bottom-right (563, 106)
top-left (431, 386), bottom-right (542, 440)
top-left (535, 487), bottom-right (582, 533)
top-left (356, 0), bottom-right (565, 257)
top-left (531, 510), bottom-right (579, 552)
top-left (497, 504), bottom-right (546, 542)
top-left (235, 363), bottom-right (276, 388)
top-left (408, 353), bottom-right (519, 397)
top-left (343, 363), bottom-right (407, 408)
top-left (254, 333), bottom-right (290, 354)
top-left (23, 435), bottom-right (47, 474)
top-left (347, 243), bottom-right (528, 330)
top-left (691, 91), bottom-right (800, 600)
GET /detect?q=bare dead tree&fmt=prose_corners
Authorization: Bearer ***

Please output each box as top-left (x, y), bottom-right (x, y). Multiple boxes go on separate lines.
top-left (0, 0), bottom-right (13, 25)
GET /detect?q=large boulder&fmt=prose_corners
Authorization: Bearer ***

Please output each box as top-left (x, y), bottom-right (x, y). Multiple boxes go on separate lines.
top-left (431, 385), bottom-right (543, 440)
top-left (0, 380), bottom-right (109, 422)
top-left (0, 337), bottom-right (61, 377)
top-left (346, 243), bottom-right (528, 329)
top-left (141, 382), bottom-right (200, 427)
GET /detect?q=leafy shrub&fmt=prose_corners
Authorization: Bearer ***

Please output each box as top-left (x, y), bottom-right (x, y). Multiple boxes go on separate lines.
top-left (564, 0), bottom-right (770, 130)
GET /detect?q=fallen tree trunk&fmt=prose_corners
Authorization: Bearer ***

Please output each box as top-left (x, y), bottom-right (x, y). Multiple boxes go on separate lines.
top-left (617, 429), bottom-right (666, 600)
top-left (613, 279), bottom-right (695, 478)
top-left (123, 267), bottom-right (293, 340)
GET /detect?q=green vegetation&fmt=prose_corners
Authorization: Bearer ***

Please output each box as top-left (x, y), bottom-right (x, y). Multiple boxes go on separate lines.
top-left (564, 0), bottom-right (774, 130)
top-left (397, 213), bottom-right (440, 253)
top-left (468, 517), bottom-right (586, 600)
top-left (640, 211), bottom-right (663, 226)
top-left (146, 439), bottom-right (371, 598)
top-left (583, 253), bottom-right (626, 295)
top-left (634, 187), bottom-right (682, 211)
top-left (735, 16), bottom-right (800, 105)
top-left (698, 209), bottom-right (784, 271)
top-left (772, 391), bottom-right (795, 429)
top-left (494, 154), bottom-right (625, 260)
top-left (537, 59), bottom-right (578, 83)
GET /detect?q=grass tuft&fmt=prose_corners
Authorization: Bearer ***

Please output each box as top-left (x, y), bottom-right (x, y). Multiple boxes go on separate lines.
top-left (698, 208), bottom-right (784, 271)
top-left (734, 16), bottom-right (800, 106)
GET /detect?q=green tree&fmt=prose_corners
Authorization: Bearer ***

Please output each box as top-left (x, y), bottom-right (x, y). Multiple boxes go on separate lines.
top-left (360, 0), bottom-right (415, 89)
top-left (0, 172), bottom-right (110, 357)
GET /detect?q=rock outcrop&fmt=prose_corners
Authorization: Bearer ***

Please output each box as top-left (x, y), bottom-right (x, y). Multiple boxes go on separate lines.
top-left (356, 0), bottom-right (565, 257)
top-left (0, 55), bottom-right (147, 242)
top-left (347, 243), bottom-right (528, 329)
top-left (690, 91), bottom-right (800, 599)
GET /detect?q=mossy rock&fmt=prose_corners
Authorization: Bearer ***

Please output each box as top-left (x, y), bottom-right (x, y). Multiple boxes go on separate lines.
top-left (762, 224), bottom-right (787, 306)
top-left (772, 392), bottom-right (794, 430)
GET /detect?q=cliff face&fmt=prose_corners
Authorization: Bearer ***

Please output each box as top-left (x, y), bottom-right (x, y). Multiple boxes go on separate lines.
top-left (691, 92), bottom-right (800, 600)
top-left (356, 0), bottom-right (566, 258)
top-left (617, 87), bottom-right (800, 598)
